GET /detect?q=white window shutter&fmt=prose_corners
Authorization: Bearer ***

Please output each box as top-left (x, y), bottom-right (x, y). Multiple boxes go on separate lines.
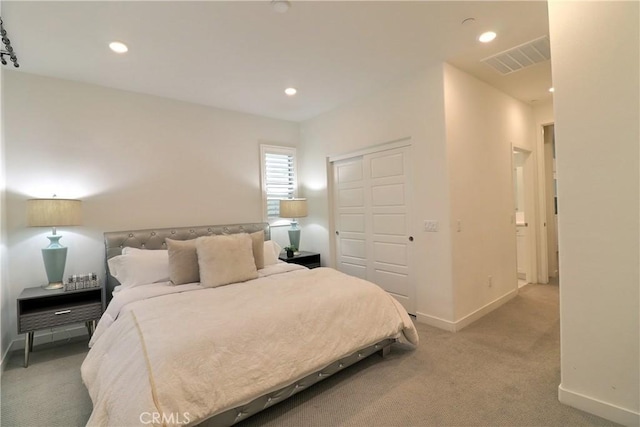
top-left (260, 145), bottom-right (297, 223)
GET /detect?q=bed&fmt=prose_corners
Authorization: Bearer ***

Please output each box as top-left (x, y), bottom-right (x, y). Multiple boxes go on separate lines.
top-left (81, 222), bottom-right (418, 426)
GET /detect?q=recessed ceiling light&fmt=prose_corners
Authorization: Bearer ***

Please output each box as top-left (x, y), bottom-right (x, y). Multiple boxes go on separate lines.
top-left (285, 87), bottom-right (297, 96)
top-left (109, 41), bottom-right (128, 54)
top-left (478, 31), bottom-right (497, 43)
top-left (549, 87), bottom-right (555, 93)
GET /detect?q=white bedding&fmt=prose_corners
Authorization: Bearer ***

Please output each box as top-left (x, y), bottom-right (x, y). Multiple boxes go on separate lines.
top-left (90, 262), bottom-right (302, 347)
top-left (81, 265), bottom-right (418, 426)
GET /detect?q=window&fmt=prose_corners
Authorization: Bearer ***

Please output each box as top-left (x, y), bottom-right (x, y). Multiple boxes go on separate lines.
top-left (260, 144), bottom-right (297, 225)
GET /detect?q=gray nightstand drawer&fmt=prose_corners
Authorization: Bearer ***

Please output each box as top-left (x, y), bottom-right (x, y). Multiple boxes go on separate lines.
top-left (19, 302), bottom-right (102, 333)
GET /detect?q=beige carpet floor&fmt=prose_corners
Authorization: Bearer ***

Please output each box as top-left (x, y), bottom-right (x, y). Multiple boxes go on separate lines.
top-left (1, 283), bottom-right (619, 426)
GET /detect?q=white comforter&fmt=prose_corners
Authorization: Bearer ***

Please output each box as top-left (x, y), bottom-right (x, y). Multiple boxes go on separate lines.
top-left (88, 262), bottom-right (303, 347)
top-left (81, 266), bottom-right (418, 427)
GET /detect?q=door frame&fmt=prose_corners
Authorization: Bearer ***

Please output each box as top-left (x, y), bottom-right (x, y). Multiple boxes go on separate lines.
top-left (511, 145), bottom-right (536, 284)
top-left (534, 122), bottom-right (556, 284)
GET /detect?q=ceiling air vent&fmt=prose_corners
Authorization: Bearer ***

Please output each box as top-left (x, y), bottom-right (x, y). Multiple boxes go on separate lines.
top-left (481, 36), bottom-right (550, 75)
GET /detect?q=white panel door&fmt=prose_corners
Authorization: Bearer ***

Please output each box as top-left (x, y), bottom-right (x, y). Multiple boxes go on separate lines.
top-left (332, 146), bottom-right (414, 314)
top-left (333, 157), bottom-right (367, 279)
top-left (365, 148), bottom-right (414, 313)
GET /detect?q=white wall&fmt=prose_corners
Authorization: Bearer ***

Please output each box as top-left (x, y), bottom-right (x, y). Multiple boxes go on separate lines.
top-left (2, 71), bottom-right (299, 348)
top-left (533, 99), bottom-right (554, 127)
top-left (548, 1), bottom-right (639, 425)
top-left (443, 64), bottom-right (537, 322)
top-left (300, 63), bottom-right (538, 330)
top-left (299, 65), bottom-right (456, 325)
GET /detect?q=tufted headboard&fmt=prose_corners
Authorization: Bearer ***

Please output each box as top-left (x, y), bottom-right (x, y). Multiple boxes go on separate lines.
top-left (103, 222), bottom-right (270, 304)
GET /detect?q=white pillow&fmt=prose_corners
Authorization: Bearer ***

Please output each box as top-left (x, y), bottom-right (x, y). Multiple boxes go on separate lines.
top-left (263, 240), bottom-right (282, 266)
top-left (107, 249), bottom-right (170, 289)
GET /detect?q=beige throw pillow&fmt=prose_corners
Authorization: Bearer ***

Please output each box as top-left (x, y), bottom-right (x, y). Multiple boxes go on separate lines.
top-left (166, 238), bottom-right (200, 285)
top-left (196, 234), bottom-right (258, 288)
top-left (250, 231), bottom-right (265, 270)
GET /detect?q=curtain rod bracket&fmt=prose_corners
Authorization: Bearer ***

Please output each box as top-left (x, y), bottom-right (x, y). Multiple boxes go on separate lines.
top-left (0, 17), bottom-right (19, 68)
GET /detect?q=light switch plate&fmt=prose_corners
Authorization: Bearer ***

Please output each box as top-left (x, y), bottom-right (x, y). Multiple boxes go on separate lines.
top-left (424, 220), bottom-right (439, 232)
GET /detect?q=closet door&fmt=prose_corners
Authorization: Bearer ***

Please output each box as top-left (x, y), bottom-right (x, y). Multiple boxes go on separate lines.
top-left (366, 148), bottom-right (413, 313)
top-left (333, 157), bottom-right (368, 279)
top-left (332, 145), bottom-right (414, 314)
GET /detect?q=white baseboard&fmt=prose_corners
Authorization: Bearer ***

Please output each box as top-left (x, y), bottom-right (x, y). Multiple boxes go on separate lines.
top-left (559, 384), bottom-right (640, 426)
top-left (415, 312), bottom-right (456, 331)
top-left (454, 289), bottom-right (518, 331)
top-left (415, 289), bottom-right (518, 332)
top-left (1, 342), bottom-right (12, 374)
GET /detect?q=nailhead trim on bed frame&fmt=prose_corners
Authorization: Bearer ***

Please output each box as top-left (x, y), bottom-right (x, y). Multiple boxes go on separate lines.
top-left (197, 338), bottom-right (396, 427)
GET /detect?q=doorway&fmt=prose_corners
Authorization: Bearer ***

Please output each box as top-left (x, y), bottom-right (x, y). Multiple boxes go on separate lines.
top-left (512, 146), bottom-right (535, 286)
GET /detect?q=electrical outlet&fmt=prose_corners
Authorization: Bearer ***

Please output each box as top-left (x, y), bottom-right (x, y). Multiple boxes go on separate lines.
top-left (424, 220), bottom-right (439, 232)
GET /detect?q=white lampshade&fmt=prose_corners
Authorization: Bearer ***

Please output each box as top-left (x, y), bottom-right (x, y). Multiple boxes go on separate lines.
top-left (27, 199), bottom-right (82, 227)
top-left (279, 198), bottom-right (308, 219)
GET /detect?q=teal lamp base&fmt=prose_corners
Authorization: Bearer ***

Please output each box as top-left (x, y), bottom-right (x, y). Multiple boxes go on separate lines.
top-left (41, 235), bottom-right (67, 290)
top-left (288, 220), bottom-right (301, 253)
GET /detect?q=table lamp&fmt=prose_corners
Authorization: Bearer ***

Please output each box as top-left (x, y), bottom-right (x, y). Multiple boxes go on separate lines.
top-left (27, 198), bottom-right (82, 289)
top-left (279, 198), bottom-right (308, 252)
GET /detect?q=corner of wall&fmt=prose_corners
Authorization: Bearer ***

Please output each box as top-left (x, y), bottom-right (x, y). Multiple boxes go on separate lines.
top-left (0, 60), bottom-right (11, 370)
top-left (549, 0), bottom-right (639, 421)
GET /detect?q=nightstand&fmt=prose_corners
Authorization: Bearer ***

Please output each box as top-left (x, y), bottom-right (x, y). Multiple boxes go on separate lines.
top-left (279, 251), bottom-right (321, 269)
top-left (17, 286), bottom-right (103, 367)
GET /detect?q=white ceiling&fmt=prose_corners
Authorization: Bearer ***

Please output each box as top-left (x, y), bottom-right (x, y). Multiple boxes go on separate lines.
top-left (2, 1), bottom-right (552, 122)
